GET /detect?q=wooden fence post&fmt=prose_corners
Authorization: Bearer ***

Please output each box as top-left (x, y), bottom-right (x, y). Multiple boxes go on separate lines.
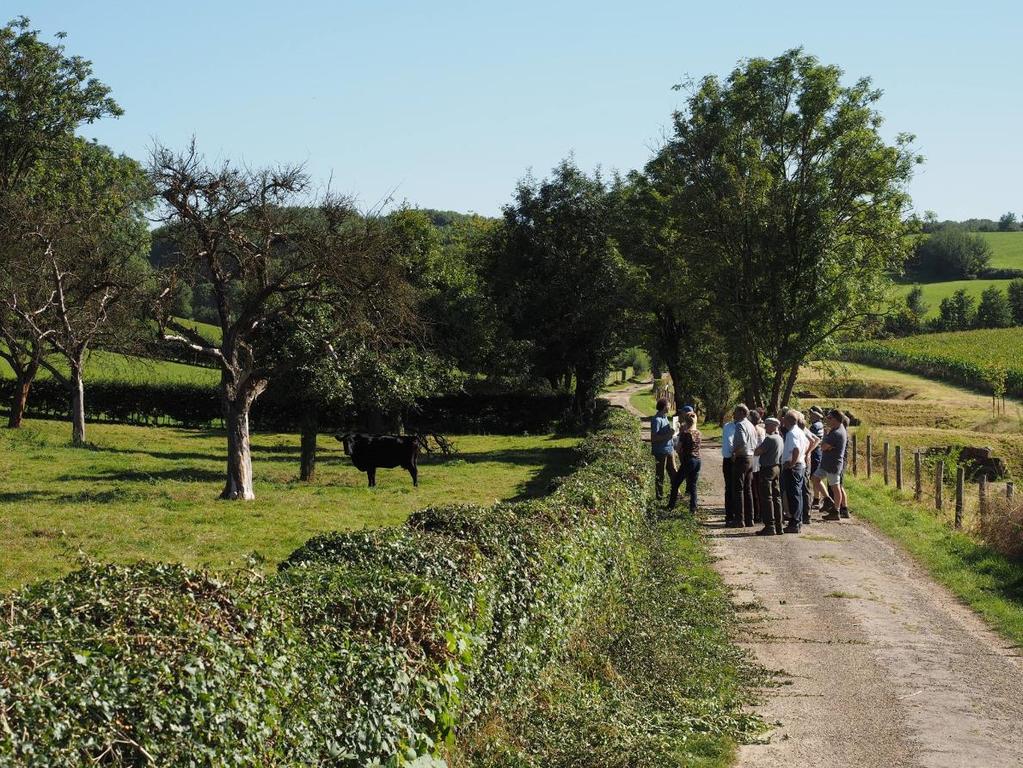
top-left (914, 451), bottom-right (922, 501)
top-left (955, 467), bottom-right (965, 529)
top-left (935, 461), bottom-right (944, 510)
top-left (883, 442), bottom-right (890, 485)
top-left (979, 474), bottom-right (988, 520)
top-left (1007, 481), bottom-right (1015, 500)
top-left (866, 435), bottom-right (873, 479)
top-left (852, 434), bottom-right (858, 476)
top-left (895, 446), bottom-right (903, 490)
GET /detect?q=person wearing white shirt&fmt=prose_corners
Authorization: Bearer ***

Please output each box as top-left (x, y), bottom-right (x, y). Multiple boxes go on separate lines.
top-left (781, 410), bottom-right (810, 533)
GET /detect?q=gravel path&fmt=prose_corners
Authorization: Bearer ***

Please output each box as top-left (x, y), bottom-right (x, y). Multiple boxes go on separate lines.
top-left (696, 445), bottom-right (1023, 768)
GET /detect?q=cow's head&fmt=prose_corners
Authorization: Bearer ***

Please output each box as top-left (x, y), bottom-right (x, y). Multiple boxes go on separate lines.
top-left (335, 432), bottom-right (355, 456)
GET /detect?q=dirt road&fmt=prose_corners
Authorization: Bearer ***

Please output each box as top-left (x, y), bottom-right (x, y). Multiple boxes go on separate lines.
top-left (697, 446), bottom-right (1023, 768)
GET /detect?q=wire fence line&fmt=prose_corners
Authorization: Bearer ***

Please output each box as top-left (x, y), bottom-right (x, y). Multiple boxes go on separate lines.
top-left (846, 432), bottom-right (1015, 532)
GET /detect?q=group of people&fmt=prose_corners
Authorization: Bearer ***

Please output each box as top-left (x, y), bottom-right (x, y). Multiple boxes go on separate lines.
top-left (650, 399), bottom-right (850, 535)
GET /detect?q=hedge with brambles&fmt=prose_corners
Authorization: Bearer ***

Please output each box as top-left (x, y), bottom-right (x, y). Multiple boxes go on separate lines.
top-left (0, 408), bottom-right (647, 766)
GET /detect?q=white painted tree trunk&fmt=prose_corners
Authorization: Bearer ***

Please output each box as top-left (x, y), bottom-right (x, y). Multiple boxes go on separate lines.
top-left (70, 363), bottom-right (86, 446)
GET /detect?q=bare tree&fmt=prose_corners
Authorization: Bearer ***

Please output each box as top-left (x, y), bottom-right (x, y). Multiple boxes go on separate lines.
top-left (0, 18), bottom-right (123, 427)
top-left (150, 142), bottom-right (410, 500)
top-left (3, 140), bottom-right (151, 444)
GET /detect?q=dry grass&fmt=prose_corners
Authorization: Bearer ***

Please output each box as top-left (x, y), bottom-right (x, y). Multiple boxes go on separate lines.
top-left (977, 496), bottom-right (1023, 559)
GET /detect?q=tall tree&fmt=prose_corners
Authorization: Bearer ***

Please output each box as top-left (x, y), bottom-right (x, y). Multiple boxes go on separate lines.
top-left (12, 140), bottom-right (151, 445)
top-left (150, 143), bottom-right (408, 500)
top-left (487, 160), bottom-right (628, 418)
top-left (651, 49), bottom-right (919, 412)
top-left (613, 171), bottom-right (732, 417)
top-left (1007, 278), bottom-right (1023, 326)
top-left (936, 289), bottom-right (976, 331)
top-left (976, 285), bottom-right (1012, 329)
top-left (0, 17), bottom-right (122, 427)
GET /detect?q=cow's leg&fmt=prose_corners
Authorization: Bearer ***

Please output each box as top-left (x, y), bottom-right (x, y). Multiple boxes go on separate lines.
top-left (407, 462), bottom-right (418, 487)
top-left (367, 468), bottom-right (376, 487)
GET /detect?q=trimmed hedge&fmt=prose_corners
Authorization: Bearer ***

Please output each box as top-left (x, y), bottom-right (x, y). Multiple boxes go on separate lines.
top-left (0, 408), bottom-right (647, 766)
top-left (0, 377), bottom-right (574, 434)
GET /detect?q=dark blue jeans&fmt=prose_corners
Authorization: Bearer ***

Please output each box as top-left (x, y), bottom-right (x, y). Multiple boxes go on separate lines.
top-left (669, 457), bottom-right (701, 511)
top-left (784, 465), bottom-right (805, 531)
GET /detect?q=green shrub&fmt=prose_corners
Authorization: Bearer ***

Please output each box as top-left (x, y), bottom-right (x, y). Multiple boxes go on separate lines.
top-left (0, 409), bottom-right (646, 766)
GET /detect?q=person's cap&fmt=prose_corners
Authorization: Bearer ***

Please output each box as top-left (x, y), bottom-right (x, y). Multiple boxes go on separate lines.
top-left (681, 404), bottom-right (695, 414)
top-left (765, 417), bottom-right (780, 426)
top-left (809, 406), bottom-right (824, 417)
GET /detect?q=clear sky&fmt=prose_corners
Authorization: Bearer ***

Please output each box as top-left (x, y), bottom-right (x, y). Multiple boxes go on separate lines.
top-left (10, 1), bottom-right (1022, 219)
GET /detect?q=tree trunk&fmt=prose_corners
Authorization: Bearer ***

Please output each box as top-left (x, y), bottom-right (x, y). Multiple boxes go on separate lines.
top-left (767, 366), bottom-right (787, 416)
top-left (573, 364), bottom-right (597, 420)
top-left (70, 362), bottom-right (86, 446)
top-left (300, 412), bottom-right (318, 482)
top-left (222, 397), bottom-right (256, 500)
top-left (780, 362), bottom-right (801, 409)
top-left (8, 375), bottom-right (31, 428)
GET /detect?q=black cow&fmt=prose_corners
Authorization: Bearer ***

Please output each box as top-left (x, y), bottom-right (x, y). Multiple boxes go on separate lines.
top-left (336, 433), bottom-right (421, 487)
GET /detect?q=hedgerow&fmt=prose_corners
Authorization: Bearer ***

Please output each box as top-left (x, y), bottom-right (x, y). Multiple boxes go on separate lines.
top-left (0, 408), bottom-right (646, 766)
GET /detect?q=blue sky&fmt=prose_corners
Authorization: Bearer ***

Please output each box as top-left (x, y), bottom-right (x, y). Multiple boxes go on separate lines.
top-left (11, 1), bottom-right (1022, 218)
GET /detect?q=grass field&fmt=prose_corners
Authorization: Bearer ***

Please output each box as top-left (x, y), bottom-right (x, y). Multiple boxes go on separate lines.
top-left (891, 279), bottom-right (1014, 318)
top-left (0, 418), bottom-right (579, 591)
top-left (888, 232), bottom-right (1023, 317)
top-left (0, 349), bottom-right (218, 386)
top-left (801, 360), bottom-right (1023, 474)
top-left (982, 231), bottom-right (1023, 270)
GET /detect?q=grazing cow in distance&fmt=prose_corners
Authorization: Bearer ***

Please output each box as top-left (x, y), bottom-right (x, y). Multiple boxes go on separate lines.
top-left (336, 433), bottom-right (421, 487)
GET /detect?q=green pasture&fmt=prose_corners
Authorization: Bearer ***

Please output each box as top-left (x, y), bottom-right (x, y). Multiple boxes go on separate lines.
top-left (800, 359), bottom-right (1023, 474)
top-left (0, 349), bottom-right (218, 386)
top-left (982, 231), bottom-right (1023, 270)
top-left (0, 418), bottom-right (579, 591)
top-left (891, 279), bottom-right (1014, 318)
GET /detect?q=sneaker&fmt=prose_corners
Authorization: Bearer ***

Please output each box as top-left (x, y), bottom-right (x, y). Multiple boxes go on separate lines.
top-left (840, 508), bottom-right (851, 519)
top-left (821, 511), bottom-right (841, 521)
top-left (755, 526), bottom-right (777, 536)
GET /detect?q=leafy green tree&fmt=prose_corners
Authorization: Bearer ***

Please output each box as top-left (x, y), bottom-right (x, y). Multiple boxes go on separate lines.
top-left (1007, 279), bottom-right (1023, 325)
top-left (998, 212), bottom-right (1019, 232)
top-left (650, 49), bottom-right (918, 411)
top-left (885, 285), bottom-right (928, 336)
top-left (0, 17), bottom-right (122, 427)
top-left (487, 159), bottom-right (629, 419)
top-left (151, 143), bottom-right (411, 500)
top-left (976, 285), bottom-right (1013, 328)
top-left (909, 228), bottom-right (992, 279)
top-left (612, 171), bottom-right (731, 416)
top-left (17, 140), bottom-right (151, 445)
top-left (936, 289), bottom-right (976, 331)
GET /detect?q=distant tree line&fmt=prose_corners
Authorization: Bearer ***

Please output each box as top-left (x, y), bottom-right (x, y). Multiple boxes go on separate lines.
top-left (886, 281), bottom-right (1023, 335)
top-left (919, 211), bottom-right (1021, 233)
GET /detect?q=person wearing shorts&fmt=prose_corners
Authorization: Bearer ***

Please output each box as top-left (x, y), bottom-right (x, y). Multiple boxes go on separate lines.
top-left (814, 409), bottom-right (848, 521)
